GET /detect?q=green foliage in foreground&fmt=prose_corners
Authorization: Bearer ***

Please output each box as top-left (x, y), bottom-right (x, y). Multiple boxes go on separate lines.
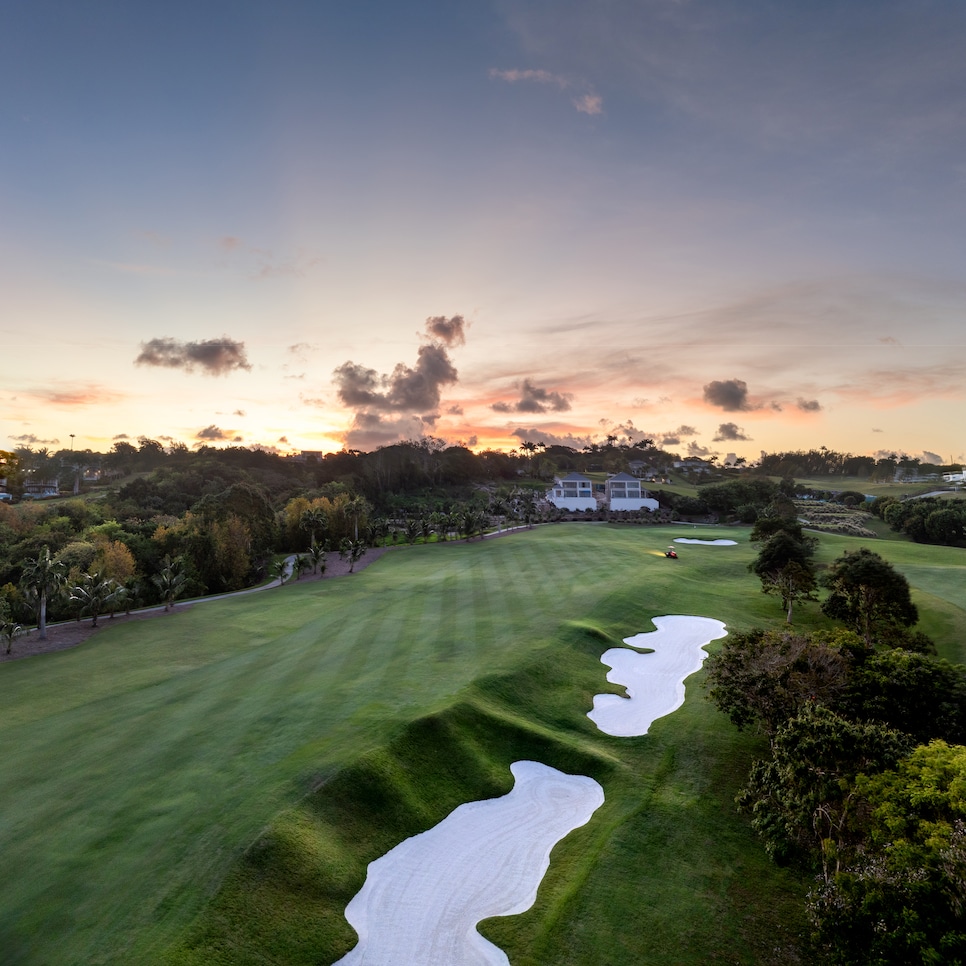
top-left (1, 524), bottom-right (963, 965)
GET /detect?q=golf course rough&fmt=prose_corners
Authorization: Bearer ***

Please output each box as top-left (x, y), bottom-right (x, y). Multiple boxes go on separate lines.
top-left (588, 615), bottom-right (728, 737)
top-left (333, 760), bottom-right (604, 965)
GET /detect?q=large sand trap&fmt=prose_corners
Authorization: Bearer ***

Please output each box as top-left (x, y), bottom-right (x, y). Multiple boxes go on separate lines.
top-left (588, 615), bottom-right (728, 737)
top-left (335, 760), bottom-right (604, 965)
top-left (672, 537), bottom-right (737, 545)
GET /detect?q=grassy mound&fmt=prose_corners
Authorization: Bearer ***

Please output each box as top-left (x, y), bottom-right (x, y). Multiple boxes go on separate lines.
top-left (169, 623), bottom-right (808, 965)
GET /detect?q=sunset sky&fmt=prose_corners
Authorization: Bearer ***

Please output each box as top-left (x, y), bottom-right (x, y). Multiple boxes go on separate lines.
top-left (2, 1), bottom-right (964, 464)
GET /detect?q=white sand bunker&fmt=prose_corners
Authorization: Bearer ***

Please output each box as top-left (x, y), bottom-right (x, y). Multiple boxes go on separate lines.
top-left (588, 615), bottom-right (728, 737)
top-left (673, 537), bottom-right (737, 545)
top-left (335, 760), bottom-right (604, 965)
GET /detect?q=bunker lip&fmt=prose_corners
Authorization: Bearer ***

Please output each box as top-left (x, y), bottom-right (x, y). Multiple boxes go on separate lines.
top-left (335, 761), bottom-right (604, 965)
top-left (588, 615), bottom-right (728, 737)
top-left (672, 537), bottom-right (738, 545)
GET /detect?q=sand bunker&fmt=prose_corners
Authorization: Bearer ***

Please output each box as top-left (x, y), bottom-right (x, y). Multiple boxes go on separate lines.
top-left (672, 537), bottom-right (737, 545)
top-left (335, 760), bottom-right (604, 965)
top-left (588, 615), bottom-right (728, 737)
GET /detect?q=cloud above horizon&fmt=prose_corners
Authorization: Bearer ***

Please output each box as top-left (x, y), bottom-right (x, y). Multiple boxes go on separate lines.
top-left (12, 433), bottom-right (60, 446)
top-left (703, 378), bottom-right (752, 412)
top-left (491, 378), bottom-right (574, 414)
top-left (713, 422), bottom-right (752, 442)
top-left (23, 384), bottom-right (126, 407)
top-left (333, 315), bottom-right (467, 448)
top-left (195, 424), bottom-right (232, 441)
top-left (489, 66), bottom-right (603, 114)
top-left (135, 337), bottom-right (252, 376)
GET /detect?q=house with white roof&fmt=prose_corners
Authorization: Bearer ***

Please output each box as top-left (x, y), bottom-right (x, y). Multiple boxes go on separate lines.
top-left (605, 472), bottom-right (659, 512)
top-left (546, 472), bottom-right (597, 511)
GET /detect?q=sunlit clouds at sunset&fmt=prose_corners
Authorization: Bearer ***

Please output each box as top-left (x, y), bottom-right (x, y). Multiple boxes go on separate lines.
top-left (2, 2), bottom-right (964, 463)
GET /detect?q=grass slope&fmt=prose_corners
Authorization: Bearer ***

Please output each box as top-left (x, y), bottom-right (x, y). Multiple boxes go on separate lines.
top-left (171, 638), bottom-right (806, 965)
top-left (1, 525), bottom-right (963, 965)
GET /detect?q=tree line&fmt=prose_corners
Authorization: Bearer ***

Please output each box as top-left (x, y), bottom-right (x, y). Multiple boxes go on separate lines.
top-left (707, 511), bottom-right (965, 962)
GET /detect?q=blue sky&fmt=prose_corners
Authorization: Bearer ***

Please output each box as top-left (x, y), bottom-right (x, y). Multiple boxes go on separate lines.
top-left (2, 0), bottom-right (964, 463)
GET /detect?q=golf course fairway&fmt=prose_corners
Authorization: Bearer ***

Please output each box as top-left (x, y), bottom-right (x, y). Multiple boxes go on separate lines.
top-left (2, 523), bottom-right (963, 964)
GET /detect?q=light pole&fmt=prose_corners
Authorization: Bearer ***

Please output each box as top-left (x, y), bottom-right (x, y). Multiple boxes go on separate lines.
top-left (69, 435), bottom-right (78, 494)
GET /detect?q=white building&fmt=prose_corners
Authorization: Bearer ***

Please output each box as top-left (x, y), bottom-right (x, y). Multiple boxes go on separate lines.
top-left (942, 468), bottom-right (966, 483)
top-left (605, 472), bottom-right (659, 512)
top-left (547, 472), bottom-right (597, 511)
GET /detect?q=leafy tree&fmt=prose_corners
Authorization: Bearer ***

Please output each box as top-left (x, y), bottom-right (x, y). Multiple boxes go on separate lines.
top-left (210, 515), bottom-right (251, 591)
top-left (821, 548), bottom-right (919, 647)
top-left (810, 743), bottom-right (966, 965)
top-left (54, 540), bottom-right (98, 582)
top-left (750, 530), bottom-right (818, 623)
top-left (93, 538), bottom-right (137, 583)
top-left (925, 507), bottom-right (966, 546)
top-left (768, 562), bottom-right (818, 624)
top-left (705, 628), bottom-right (852, 735)
top-left (0, 449), bottom-right (26, 500)
top-left (737, 705), bottom-right (912, 868)
top-left (843, 649), bottom-right (966, 745)
top-left (20, 546), bottom-right (66, 639)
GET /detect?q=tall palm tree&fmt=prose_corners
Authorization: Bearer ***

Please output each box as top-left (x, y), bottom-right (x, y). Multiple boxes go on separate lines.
top-left (341, 496), bottom-right (370, 542)
top-left (21, 546), bottom-right (65, 640)
top-left (299, 507), bottom-right (329, 549)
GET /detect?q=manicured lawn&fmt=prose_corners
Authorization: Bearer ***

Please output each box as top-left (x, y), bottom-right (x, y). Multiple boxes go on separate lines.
top-left (2, 524), bottom-right (963, 965)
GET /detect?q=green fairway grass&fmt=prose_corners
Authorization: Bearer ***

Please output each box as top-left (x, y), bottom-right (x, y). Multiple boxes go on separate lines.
top-left (2, 524), bottom-right (963, 964)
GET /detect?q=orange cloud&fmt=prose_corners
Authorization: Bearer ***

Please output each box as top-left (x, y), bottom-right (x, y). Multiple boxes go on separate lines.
top-left (25, 385), bottom-right (127, 407)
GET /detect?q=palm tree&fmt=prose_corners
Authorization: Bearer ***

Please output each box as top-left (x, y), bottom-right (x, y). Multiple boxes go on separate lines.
top-left (299, 507), bottom-right (329, 549)
top-left (339, 538), bottom-right (366, 573)
top-left (341, 496), bottom-right (370, 542)
top-left (308, 541), bottom-right (328, 575)
top-left (105, 580), bottom-right (128, 619)
top-left (21, 546), bottom-right (65, 640)
top-left (1, 618), bottom-right (24, 655)
top-left (270, 559), bottom-right (288, 585)
top-left (69, 572), bottom-right (112, 628)
top-left (153, 555), bottom-right (187, 611)
top-left (290, 553), bottom-right (307, 580)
